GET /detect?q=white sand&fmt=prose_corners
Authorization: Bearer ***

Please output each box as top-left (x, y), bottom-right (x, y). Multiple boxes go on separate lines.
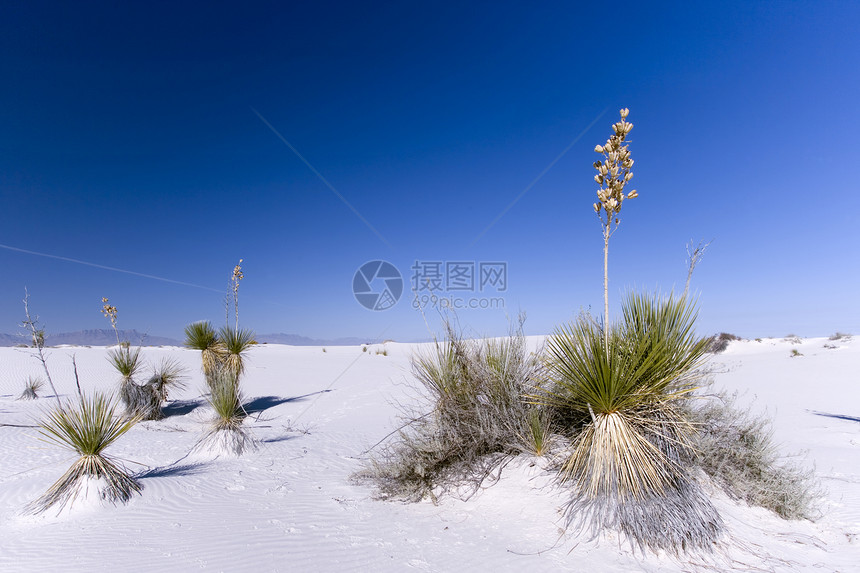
top-left (0, 337), bottom-right (857, 572)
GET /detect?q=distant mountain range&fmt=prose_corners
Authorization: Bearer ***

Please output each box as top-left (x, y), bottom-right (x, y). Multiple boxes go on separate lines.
top-left (0, 329), bottom-right (373, 347)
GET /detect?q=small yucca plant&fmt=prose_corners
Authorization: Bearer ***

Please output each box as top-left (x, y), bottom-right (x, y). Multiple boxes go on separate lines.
top-left (108, 346), bottom-right (142, 385)
top-left (184, 321), bottom-right (223, 390)
top-left (195, 366), bottom-right (256, 456)
top-left (145, 358), bottom-right (187, 404)
top-left (19, 376), bottom-right (45, 400)
top-left (516, 407), bottom-right (555, 457)
top-left (218, 326), bottom-right (256, 382)
top-left (28, 393), bottom-right (141, 514)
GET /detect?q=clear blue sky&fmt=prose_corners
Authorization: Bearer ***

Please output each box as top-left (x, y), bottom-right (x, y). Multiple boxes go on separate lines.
top-left (1, 1), bottom-right (858, 342)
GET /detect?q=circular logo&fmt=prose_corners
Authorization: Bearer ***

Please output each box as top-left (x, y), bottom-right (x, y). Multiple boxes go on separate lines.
top-left (353, 260), bottom-right (403, 311)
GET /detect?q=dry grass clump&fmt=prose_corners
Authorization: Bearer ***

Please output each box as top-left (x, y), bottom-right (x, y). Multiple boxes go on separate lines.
top-left (707, 332), bottom-right (742, 353)
top-left (18, 376), bottom-right (45, 400)
top-left (688, 390), bottom-right (823, 521)
top-left (360, 317), bottom-right (544, 502)
top-left (534, 293), bottom-right (722, 554)
top-left (28, 393), bottom-right (141, 514)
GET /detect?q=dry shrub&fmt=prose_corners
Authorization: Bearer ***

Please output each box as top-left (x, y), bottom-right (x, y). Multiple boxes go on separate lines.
top-left (688, 390), bottom-right (823, 521)
top-left (359, 316), bottom-right (544, 502)
top-left (707, 332), bottom-right (742, 353)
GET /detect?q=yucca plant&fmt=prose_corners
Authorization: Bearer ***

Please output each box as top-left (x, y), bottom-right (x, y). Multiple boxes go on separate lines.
top-left (194, 365), bottom-right (256, 456)
top-left (218, 326), bottom-right (256, 382)
top-left (535, 293), bottom-right (719, 552)
top-left (145, 358), bottom-right (187, 404)
top-left (28, 392), bottom-right (141, 514)
top-left (19, 376), bottom-right (45, 400)
top-left (184, 321), bottom-right (223, 390)
top-left (515, 407), bottom-right (555, 457)
top-left (107, 345), bottom-right (152, 418)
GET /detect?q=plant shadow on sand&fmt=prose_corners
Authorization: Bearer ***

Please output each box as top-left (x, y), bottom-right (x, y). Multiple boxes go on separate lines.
top-left (161, 399), bottom-right (204, 418)
top-left (137, 462), bottom-right (208, 480)
top-left (242, 389), bottom-right (331, 415)
top-left (809, 410), bottom-right (860, 423)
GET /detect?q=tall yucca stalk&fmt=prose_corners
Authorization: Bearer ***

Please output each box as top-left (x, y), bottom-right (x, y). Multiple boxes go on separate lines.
top-left (184, 321), bottom-right (223, 390)
top-left (592, 108), bottom-right (637, 351)
top-left (28, 393), bottom-right (141, 514)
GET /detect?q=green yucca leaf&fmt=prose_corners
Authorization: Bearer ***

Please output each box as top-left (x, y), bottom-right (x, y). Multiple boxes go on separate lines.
top-left (184, 321), bottom-right (219, 351)
top-left (107, 346), bottom-right (142, 381)
top-left (37, 393), bottom-right (139, 456)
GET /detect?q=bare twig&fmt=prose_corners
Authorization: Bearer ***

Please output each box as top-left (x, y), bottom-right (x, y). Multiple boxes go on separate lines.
top-left (21, 288), bottom-right (61, 408)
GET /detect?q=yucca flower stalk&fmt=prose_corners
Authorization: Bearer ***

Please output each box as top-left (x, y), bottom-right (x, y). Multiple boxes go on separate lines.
top-left (28, 392), bottom-right (141, 514)
top-left (592, 108), bottom-right (637, 351)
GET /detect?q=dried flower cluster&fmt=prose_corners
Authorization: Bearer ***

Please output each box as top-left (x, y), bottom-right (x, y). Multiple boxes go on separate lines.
top-left (101, 297), bottom-right (118, 328)
top-left (593, 108), bottom-right (637, 226)
top-left (101, 297), bottom-right (121, 345)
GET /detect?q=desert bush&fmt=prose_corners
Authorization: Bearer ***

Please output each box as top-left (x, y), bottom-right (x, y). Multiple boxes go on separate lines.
top-left (360, 317), bottom-right (544, 502)
top-left (828, 331), bottom-right (851, 341)
top-left (28, 393), bottom-right (141, 514)
top-left (688, 390), bottom-right (822, 520)
top-left (534, 293), bottom-right (721, 553)
top-left (18, 376), bottom-right (44, 400)
top-left (707, 332), bottom-right (741, 353)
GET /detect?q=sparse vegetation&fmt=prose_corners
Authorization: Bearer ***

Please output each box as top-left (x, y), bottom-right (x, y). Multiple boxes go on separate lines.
top-left (688, 390), bottom-right (822, 520)
top-left (18, 376), bottom-right (44, 400)
top-left (708, 332), bottom-right (742, 353)
top-left (829, 332), bottom-right (851, 341)
top-left (791, 348), bottom-right (803, 357)
top-left (360, 316), bottom-right (543, 502)
top-left (21, 289), bottom-right (61, 407)
top-left (28, 393), bottom-right (141, 514)
top-left (194, 365), bottom-right (257, 456)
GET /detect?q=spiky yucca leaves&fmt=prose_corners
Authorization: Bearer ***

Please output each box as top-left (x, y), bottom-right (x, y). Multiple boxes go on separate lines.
top-left (146, 358), bottom-right (187, 403)
top-left (19, 376), bottom-right (45, 400)
top-left (218, 326), bottom-right (256, 382)
top-left (184, 321), bottom-right (223, 390)
top-left (28, 393), bottom-right (141, 514)
top-left (536, 293), bottom-right (719, 553)
top-left (195, 366), bottom-right (256, 456)
top-left (107, 346), bottom-right (150, 417)
top-left (108, 346), bottom-right (142, 384)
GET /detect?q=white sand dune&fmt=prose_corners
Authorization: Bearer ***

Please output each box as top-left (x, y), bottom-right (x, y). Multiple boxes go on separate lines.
top-left (0, 337), bottom-right (857, 572)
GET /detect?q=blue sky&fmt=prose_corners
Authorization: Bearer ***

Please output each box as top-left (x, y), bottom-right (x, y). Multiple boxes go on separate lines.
top-left (1, 1), bottom-right (858, 342)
